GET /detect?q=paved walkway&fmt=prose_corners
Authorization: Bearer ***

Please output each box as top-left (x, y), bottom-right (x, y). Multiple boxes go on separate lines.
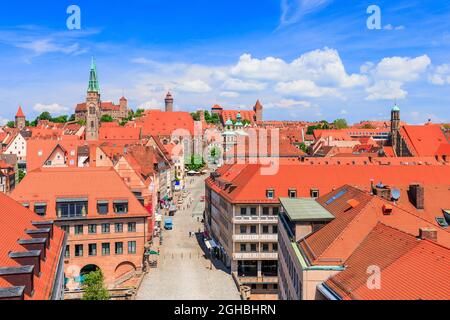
top-left (136, 175), bottom-right (241, 300)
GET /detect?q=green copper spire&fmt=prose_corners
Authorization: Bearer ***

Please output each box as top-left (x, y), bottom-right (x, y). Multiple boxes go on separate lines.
top-left (88, 57), bottom-right (100, 93)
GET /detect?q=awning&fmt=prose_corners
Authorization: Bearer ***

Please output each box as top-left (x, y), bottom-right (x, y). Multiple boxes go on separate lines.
top-left (113, 200), bottom-right (128, 204)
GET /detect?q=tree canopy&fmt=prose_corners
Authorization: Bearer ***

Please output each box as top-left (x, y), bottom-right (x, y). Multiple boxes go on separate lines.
top-left (185, 155), bottom-right (206, 172)
top-left (82, 270), bottom-right (110, 300)
top-left (100, 115), bottom-right (114, 123)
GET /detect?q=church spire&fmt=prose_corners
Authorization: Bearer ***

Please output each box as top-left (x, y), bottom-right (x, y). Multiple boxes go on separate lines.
top-left (88, 57), bottom-right (100, 93)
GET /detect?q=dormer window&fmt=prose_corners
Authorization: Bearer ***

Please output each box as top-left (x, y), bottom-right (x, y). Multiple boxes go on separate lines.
top-left (311, 189), bottom-right (320, 198)
top-left (266, 189), bottom-right (275, 199)
top-left (113, 200), bottom-right (129, 214)
top-left (288, 189), bottom-right (297, 198)
top-left (97, 201), bottom-right (109, 214)
top-left (34, 203), bottom-right (47, 216)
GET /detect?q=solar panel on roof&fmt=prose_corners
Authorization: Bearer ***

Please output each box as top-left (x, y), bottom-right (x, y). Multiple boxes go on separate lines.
top-left (325, 189), bottom-right (348, 205)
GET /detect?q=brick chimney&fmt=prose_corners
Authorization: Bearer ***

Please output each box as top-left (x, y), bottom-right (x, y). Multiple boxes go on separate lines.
top-left (409, 184), bottom-right (424, 210)
top-left (419, 227), bottom-right (437, 242)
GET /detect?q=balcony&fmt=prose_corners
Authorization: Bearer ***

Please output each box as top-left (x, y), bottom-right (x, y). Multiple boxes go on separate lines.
top-left (233, 215), bottom-right (278, 224)
top-left (232, 234), bottom-right (278, 242)
top-left (233, 252), bottom-right (278, 260)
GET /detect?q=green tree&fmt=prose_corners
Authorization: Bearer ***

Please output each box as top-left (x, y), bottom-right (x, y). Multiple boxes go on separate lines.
top-left (185, 155), bottom-right (205, 172)
top-left (333, 118), bottom-right (348, 129)
top-left (100, 115), bottom-right (114, 123)
top-left (38, 112), bottom-right (52, 121)
top-left (210, 147), bottom-right (221, 160)
top-left (134, 109), bottom-right (145, 118)
top-left (77, 119), bottom-right (86, 126)
top-left (18, 169), bottom-right (26, 183)
top-left (361, 123), bottom-right (376, 129)
top-left (52, 115), bottom-right (69, 123)
top-left (298, 143), bottom-right (308, 153)
top-left (82, 270), bottom-right (110, 300)
top-left (190, 112), bottom-right (200, 121)
top-left (7, 121), bottom-right (15, 128)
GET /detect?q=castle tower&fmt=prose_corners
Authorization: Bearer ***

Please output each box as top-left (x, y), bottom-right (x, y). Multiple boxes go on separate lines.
top-left (86, 57), bottom-right (101, 141)
top-left (15, 106), bottom-right (26, 130)
top-left (390, 103), bottom-right (401, 152)
top-left (119, 96), bottom-right (128, 118)
top-left (254, 100), bottom-right (263, 122)
top-left (165, 92), bottom-right (174, 112)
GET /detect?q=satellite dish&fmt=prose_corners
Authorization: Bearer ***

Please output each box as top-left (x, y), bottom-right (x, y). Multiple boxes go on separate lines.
top-left (392, 188), bottom-right (401, 201)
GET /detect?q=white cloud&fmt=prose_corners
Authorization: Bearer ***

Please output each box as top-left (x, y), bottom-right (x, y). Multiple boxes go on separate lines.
top-left (279, 0), bottom-right (333, 28)
top-left (369, 55), bottom-right (431, 82)
top-left (219, 91), bottom-right (240, 98)
top-left (176, 80), bottom-right (212, 93)
top-left (275, 79), bottom-right (338, 98)
top-left (266, 99), bottom-right (312, 109)
top-left (229, 49), bottom-right (367, 88)
top-left (429, 64), bottom-right (450, 85)
top-left (137, 99), bottom-right (163, 110)
top-left (365, 81), bottom-right (407, 101)
top-left (223, 78), bottom-right (267, 92)
top-left (33, 103), bottom-right (69, 114)
top-left (231, 54), bottom-right (287, 80)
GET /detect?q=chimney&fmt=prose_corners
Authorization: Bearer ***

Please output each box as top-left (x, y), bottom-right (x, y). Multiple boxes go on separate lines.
top-left (382, 204), bottom-right (393, 215)
top-left (198, 109), bottom-right (205, 122)
top-left (409, 184), bottom-right (424, 210)
top-left (419, 227), bottom-right (437, 242)
top-left (0, 265), bottom-right (34, 297)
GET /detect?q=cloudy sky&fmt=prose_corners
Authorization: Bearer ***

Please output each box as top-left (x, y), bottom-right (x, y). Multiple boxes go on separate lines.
top-left (0, 0), bottom-right (449, 125)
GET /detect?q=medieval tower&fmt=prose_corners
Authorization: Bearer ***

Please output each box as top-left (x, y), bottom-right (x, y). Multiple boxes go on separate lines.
top-left (86, 58), bottom-right (101, 141)
top-left (390, 103), bottom-right (401, 154)
top-left (15, 106), bottom-right (26, 130)
top-left (165, 92), bottom-right (174, 112)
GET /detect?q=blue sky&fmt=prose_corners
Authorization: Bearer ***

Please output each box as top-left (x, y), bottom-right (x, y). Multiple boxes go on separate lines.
top-left (0, 0), bottom-right (449, 124)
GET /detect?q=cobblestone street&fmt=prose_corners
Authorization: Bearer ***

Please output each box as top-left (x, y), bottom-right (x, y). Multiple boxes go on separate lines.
top-left (136, 175), bottom-right (241, 300)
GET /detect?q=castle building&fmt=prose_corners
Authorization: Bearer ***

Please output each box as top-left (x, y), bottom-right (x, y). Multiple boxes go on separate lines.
top-left (75, 59), bottom-right (130, 138)
top-left (15, 106), bottom-right (26, 130)
top-left (211, 100), bottom-right (264, 126)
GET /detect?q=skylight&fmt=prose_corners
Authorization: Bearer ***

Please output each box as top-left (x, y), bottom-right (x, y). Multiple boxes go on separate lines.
top-left (326, 189), bottom-right (348, 205)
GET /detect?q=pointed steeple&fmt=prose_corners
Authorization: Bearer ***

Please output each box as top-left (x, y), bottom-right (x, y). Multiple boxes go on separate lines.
top-left (16, 106), bottom-right (25, 118)
top-left (88, 57), bottom-right (100, 93)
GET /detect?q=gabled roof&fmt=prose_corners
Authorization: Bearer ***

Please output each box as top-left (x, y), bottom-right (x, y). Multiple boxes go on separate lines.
top-left (298, 185), bottom-right (450, 266)
top-left (324, 223), bottom-right (450, 300)
top-left (400, 124), bottom-right (448, 156)
top-left (11, 167), bottom-right (149, 220)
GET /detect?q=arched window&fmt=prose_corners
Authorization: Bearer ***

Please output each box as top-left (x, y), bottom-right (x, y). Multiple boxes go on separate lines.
top-left (90, 107), bottom-right (95, 114)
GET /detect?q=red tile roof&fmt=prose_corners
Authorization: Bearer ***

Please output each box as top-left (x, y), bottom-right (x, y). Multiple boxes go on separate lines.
top-left (298, 185), bottom-right (450, 266)
top-left (136, 110), bottom-right (195, 137)
top-left (99, 126), bottom-right (141, 142)
top-left (325, 223), bottom-right (450, 300)
top-left (11, 167), bottom-right (149, 220)
top-left (0, 193), bottom-right (65, 300)
top-left (221, 110), bottom-right (256, 124)
top-left (400, 125), bottom-right (448, 156)
top-left (26, 137), bottom-right (84, 172)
